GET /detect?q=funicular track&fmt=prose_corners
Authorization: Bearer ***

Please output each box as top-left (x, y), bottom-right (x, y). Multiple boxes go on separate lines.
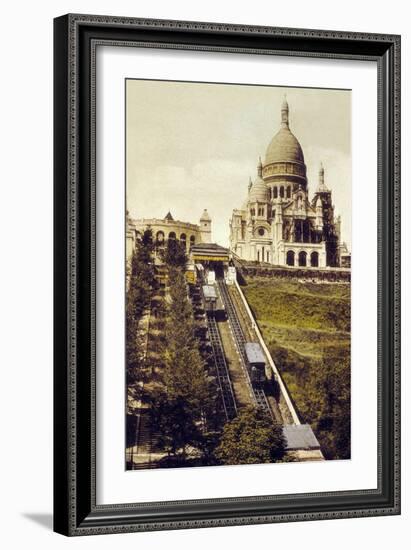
top-left (207, 313), bottom-right (237, 421)
top-left (216, 279), bottom-right (273, 418)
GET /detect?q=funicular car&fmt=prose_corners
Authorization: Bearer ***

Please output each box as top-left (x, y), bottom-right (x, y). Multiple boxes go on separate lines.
top-left (245, 342), bottom-right (266, 385)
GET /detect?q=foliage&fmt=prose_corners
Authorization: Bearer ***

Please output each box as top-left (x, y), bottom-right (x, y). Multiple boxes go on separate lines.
top-left (162, 268), bottom-right (213, 411)
top-left (150, 265), bottom-right (217, 460)
top-left (308, 347), bottom-right (351, 459)
top-left (215, 408), bottom-right (286, 465)
top-left (150, 394), bottom-right (204, 458)
top-left (161, 238), bottom-right (187, 269)
top-left (126, 228), bottom-right (155, 385)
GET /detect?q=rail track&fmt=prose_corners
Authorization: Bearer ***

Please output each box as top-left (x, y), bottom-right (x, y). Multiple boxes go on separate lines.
top-left (216, 279), bottom-right (273, 419)
top-left (207, 313), bottom-right (238, 421)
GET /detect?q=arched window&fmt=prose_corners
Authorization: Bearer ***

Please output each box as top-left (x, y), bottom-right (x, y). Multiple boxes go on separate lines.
top-left (280, 186), bottom-right (285, 198)
top-left (180, 233), bottom-right (187, 244)
top-left (168, 231), bottom-right (176, 240)
top-left (190, 235), bottom-right (196, 245)
top-left (311, 251), bottom-right (319, 267)
top-left (156, 230), bottom-right (165, 243)
top-left (286, 186), bottom-right (291, 198)
top-left (298, 251), bottom-right (307, 267)
top-left (273, 187), bottom-right (278, 199)
top-left (286, 250), bottom-right (295, 266)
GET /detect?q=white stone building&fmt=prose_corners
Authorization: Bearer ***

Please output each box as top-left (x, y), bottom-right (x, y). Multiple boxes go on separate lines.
top-left (229, 99), bottom-right (347, 269)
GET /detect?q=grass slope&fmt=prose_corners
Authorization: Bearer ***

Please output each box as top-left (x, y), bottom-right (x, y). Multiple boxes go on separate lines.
top-left (243, 277), bottom-right (351, 460)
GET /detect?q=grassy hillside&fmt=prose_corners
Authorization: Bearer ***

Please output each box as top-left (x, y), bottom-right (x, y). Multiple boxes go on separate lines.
top-left (242, 277), bottom-right (351, 460)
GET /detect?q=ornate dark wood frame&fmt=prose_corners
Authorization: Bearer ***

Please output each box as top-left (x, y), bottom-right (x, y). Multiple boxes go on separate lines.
top-left (53, 13), bottom-right (401, 536)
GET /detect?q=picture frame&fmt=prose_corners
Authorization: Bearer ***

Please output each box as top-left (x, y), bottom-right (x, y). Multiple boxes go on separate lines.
top-left (53, 13), bottom-right (401, 536)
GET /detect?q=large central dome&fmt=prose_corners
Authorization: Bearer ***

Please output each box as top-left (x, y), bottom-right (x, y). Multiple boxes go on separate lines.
top-left (265, 127), bottom-right (304, 165)
top-left (264, 99), bottom-right (305, 166)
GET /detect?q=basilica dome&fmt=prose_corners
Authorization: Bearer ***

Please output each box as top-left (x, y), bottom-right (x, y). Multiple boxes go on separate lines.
top-left (264, 98), bottom-right (305, 166)
top-left (265, 127), bottom-right (304, 165)
top-left (249, 176), bottom-right (269, 202)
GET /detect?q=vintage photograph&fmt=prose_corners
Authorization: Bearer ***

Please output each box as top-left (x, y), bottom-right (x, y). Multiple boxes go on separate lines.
top-left (125, 80), bottom-right (351, 470)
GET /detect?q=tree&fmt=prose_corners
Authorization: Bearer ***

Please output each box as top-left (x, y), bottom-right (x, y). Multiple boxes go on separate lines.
top-left (148, 265), bottom-right (218, 461)
top-left (126, 228), bottom-right (155, 387)
top-left (215, 407), bottom-right (286, 465)
top-left (162, 238), bottom-right (187, 269)
top-left (302, 346), bottom-right (351, 459)
top-left (163, 267), bottom-right (213, 415)
top-left (150, 394), bottom-right (203, 459)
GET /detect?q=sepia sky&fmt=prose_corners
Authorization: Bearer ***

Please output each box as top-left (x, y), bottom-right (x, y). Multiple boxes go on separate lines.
top-left (126, 79), bottom-right (351, 248)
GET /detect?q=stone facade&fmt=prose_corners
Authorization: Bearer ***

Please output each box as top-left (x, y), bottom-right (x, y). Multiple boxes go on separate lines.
top-left (229, 99), bottom-right (349, 269)
top-left (126, 209), bottom-right (212, 261)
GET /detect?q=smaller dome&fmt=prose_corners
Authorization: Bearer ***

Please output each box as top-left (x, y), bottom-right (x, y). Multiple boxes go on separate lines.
top-left (200, 209), bottom-right (211, 221)
top-left (249, 177), bottom-right (269, 203)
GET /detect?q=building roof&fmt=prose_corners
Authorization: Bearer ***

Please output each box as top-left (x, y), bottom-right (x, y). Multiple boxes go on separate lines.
top-left (191, 243), bottom-right (228, 253)
top-left (283, 424), bottom-right (321, 450)
top-left (265, 127), bottom-right (305, 165)
top-left (191, 243), bottom-right (230, 260)
top-left (264, 100), bottom-right (305, 166)
top-left (245, 342), bottom-right (266, 365)
top-left (164, 211), bottom-right (174, 221)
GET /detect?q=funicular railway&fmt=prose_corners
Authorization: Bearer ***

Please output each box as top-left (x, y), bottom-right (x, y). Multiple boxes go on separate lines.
top-left (189, 243), bottom-right (323, 461)
top-left (191, 242), bottom-right (276, 422)
top-left (127, 242), bottom-right (324, 469)
top-left (216, 278), bottom-right (273, 419)
top-left (206, 314), bottom-right (237, 420)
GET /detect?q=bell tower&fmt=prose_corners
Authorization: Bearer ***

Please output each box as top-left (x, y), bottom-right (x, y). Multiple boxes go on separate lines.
top-left (199, 209), bottom-right (212, 243)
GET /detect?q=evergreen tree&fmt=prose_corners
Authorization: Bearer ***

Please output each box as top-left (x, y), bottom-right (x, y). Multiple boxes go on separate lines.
top-left (150, 265), bottom-right (217, 460)
top-left (150, 394), bottom-right (204, 459)
top-left (163, 267), bottom-right (212, 414)
top-left (162, 238), bottom-right (187, 269)
top-left (126, 228), bottom-right (155, 385)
